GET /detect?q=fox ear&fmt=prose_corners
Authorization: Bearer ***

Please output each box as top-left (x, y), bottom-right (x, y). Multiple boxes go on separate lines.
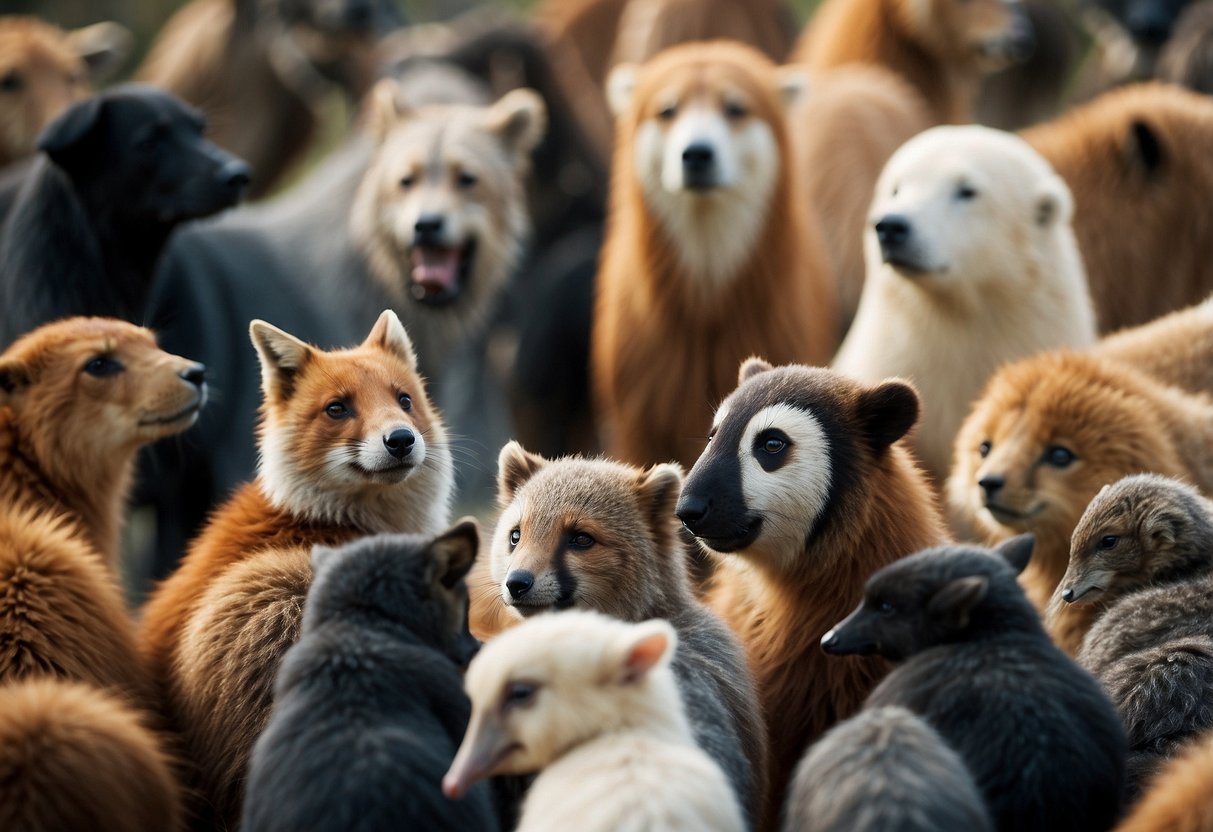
top-left (606, 63), bottom-right (638, 117)
top-left (995, 534), bottom-right (1034, 574)
top-left (775, 67), bottom-right (808, 111)
top-left (68, 21), bottom-right (132, 83)
top-left (250, 320), bottom-right (313, 400)
top-left (738, 356), bottom-right (773, 386)
top-left (365, 78), bottom-right (413, 144)
top-left (927, 576), bottom-right (988, 628)
top-left (364, 310), bottom-right (417, 371)
top-left (857, 379), bottom-right (919, 453)
top-left (611, 619), bottom-right (677, 685)
top-left (497, 441), bottom-right (547, 507)
top-left (427, 518), bottom-right (480, 590)
top-left (635, 463), bottom-right (684, 532)
top-left (485, 88), bottom-right (547, 158)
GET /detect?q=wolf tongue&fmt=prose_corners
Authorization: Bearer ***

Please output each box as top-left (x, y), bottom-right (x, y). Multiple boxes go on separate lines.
top-left (411, 247), bottom-right (460, 294)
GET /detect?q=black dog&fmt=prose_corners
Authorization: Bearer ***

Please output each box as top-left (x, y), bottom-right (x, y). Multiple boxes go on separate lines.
top-left (240, 522), bottom-right (500, 832)
top-left (0, 84), bottom-right (249, 346)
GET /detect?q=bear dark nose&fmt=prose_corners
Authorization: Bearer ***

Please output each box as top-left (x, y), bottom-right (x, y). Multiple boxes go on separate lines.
top-left (1061, 587), bottom-right (1075, 603)
top-left (978, 475), bottom-right (1005, 498)
top-left (383, 428), bottom-right (415, 460)
top-left (414, 214), bottom-right (445, 242)
top-left (675, 493), bottom-right (710, 529)
top-left (179, 363), bottom-right (207, 388)
top-left (874, 214), bottom-right (912, 247)
top-left (220, 159), bottom-right (252, 192)
top-left (682, 143), bottom-right (715, 173)
top-left (505, 570), bottom-right (534, 600)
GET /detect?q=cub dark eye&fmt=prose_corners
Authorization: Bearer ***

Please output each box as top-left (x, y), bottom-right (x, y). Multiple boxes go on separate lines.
top-left (724, 100), bottom-right (747, 120)
top-left (509, 528), bottom-right (520, 549)
top-left (878, 600), bottom-right (896, 616)
top-left (956, 184), bottom-right (978, 200)
top-left (0, 71), bottom-right (23, 92)
top-left (325, 400), bottom-right (349, 419)
top-left (1097, 535), bottom-right (1120, 551)
top-left (83, 356), bottom-right (124, 378)
top-left (979, 440), bottom-right (992, 458)
top-left (1044, 445), bottom-right (1076, 468)
top-left (398, 393), bottom-right (412, 412)
top-left (658, 104), bottom-right (677, 120)
top-left (504, 681), bottom-right (537, 708)
top-left (400, 174), bottom-right (415, 189)
top-left (570, 532), bottom-right (595, 549)
top-left (456, 171), bottom-right (477, 189)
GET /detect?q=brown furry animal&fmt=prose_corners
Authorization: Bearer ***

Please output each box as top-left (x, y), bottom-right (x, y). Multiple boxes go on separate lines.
top-left (1158, 1), bottom-right (1213, 93)
top-left (139, 311), bottom-right (454, 827)
top-left (0, 678), bottom-right (181, 832)
top-left (794, 0), bottom-right (1033, 124)
top-left (1024, 83), bottom-right (1213, 332)
top-left (593, 41), bottom-right (836, 469)
top-left (1097, 295), bottom-right (1213, 396)
top-left (1115, 728), bottom-right (1213, 832)
top-left (677, 359), bottom-right (950, 830)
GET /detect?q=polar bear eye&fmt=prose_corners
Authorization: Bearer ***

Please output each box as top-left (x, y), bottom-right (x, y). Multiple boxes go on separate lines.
top-left (956, 184), bottom-right (978, 201)
top-left (400, 174), bottom-right (415, 189)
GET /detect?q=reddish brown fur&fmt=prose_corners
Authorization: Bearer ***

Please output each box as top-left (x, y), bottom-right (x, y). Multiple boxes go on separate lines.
top-left (593, 41), bottom-right (836, 469)
top-left (0, 17), bottom-right (88, 167)
top-left (1024, 84), bottom-right (1213, 332)
top-left (1097, 298), bottom-right (1213, 397)
top-left (1116, 729), bottom-right (1213, 832)
top-left (0, 679), bottom-right (181, 832)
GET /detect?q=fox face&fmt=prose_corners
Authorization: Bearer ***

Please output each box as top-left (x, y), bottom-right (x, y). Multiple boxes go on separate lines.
top-left (250, 310), bottom-right (452, 532)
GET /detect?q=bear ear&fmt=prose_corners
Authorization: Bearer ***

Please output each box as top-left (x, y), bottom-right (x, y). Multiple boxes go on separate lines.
top-left (1128, 119), bottom-right (1165, 174)
top-left (427, 518), bottom-right (481, 590)
top-left (995, 534), bottom-right (1035, 574)
top-left (38, 95), bottom-right (106, 167)
top-left (606, 63), bottom-right (638, 117)
top-left (635, 463), bottom-right (684, 531)
top-left (856, 379), bottom-right (919, 453)
top-left (364, 309), bottom-right (417, 372)
top-left (609, 619), bottom-right (678, 685)
top-left (1035, 175), bottom-right (1073, 227)
top-left (365, 78), bottom-right (413, 144)
top-left (68, 21), bottom-right (132, 83)
top-left (485, 88), bottom-right (548, 158)
top-left (775, 67), bottom-right (808, 112)
top-left (250, 319), bottom-right (314, 401)
top-left (497, 441), bottom-right (547, 506)
top-left (738, 356), bottom-right (774, 386)
top-left (926, 576), bottom-right (988, 627)
top-left (0, 359), bottom-right (31, 403)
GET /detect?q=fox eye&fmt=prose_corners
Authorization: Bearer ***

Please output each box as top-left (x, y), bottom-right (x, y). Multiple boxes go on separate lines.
top-left (1098, 535), bottom-right (1120, 551)
top-left (503, 681), bottom-right (537, 709)
top-left (569, 532), bottom-right (595, 549)
top-left (509, 528), bottom-right (520, 549)
top-left (456, 171), bottom-right (477, 189)
top-left (83, 356), bottom-right (124, 378)
top-left (1044, 445), bottom-right (1076, 468)
top-left (325, 400), bottom-right (349, 419)
top-left (659, 103), bottom-right (677, 120)
top-left (724, 100), bottom-right (747, 120)
top-left (398, 393), bottom-right (412, 412)
top-left (978, 440), bottom-right (991, 458)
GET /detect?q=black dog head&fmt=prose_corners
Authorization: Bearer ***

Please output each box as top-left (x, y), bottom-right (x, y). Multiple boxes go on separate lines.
top-left (37, 84), bottom-right (251, 229)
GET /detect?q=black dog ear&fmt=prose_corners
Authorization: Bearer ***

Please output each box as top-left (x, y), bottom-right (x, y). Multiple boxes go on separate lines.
top-left (428, 518), bottom-right (480, 590)
top-left (995, 534), bottom-right (1035, 575)
top-left (38, 95), bottom-right (106, 166)
top-left (1129, 119), bottom-right (1164, 174)
top-left (857, 379), bottom-right (920, 453)
top-left (927, 576), bottom-right (989, 627)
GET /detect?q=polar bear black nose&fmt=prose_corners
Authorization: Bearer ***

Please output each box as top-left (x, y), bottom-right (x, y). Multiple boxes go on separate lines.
top-left (384, 428), bottom-right (415, 460)
top-left (506, 570), bottom-right (534, 600)
top-left (682, 144), bottom-right (715, 173)
top-left (875, 215), bottom-right (912, 247)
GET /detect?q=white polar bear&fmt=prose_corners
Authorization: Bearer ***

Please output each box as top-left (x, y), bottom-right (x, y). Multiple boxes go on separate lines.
top-left (834, 125), bottom-right (1096, 484)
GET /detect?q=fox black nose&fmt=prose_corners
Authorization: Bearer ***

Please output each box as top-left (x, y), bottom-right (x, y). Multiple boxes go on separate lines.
top-left (220, 159), bottom-right (252, 191)
top-left (179, 363), bottom-right (207, 388)
top-left (875, 214), bottom-right (912, 247)
top-left (978, 475), bottom-right (1006, 497)
top-left (675, 493), bottom-right (710, 529)
top-left (414, 214), bottom-right (445, 239)
top-left (383, 428), bottom-right (415, 460)
top-left (505, 570), bottom-right (533, 600)
top-left (682, 143), bottom-right (715, 172)
top-left (1061, 587), bottom-right (1075, 603)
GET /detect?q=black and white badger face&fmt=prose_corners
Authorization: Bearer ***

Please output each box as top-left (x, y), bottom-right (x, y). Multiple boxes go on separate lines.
top-left (677, 359), bottom-right (920, 570)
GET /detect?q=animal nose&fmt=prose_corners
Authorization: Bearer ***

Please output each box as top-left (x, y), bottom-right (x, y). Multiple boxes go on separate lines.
top-left (383, 428), bottom-right (415, 460)
top-left (978, 475), bottom-right (1005, 498)
top-left (505, 570), bottom-right (534, 600)
top-left (874, 215), bottom-right (912, 247)
top-left (414, 214), bottom-right (445, 240)
top-left (682, 143), bottom-right (715, 172)
top-left (675, 493), bottom-right (710, 528)
top-left (820, 628), bottom-right (839, 652)
top-left (220, 159), bottom-right (252, 191)
top-left (179, 363), bottom-right (207, 388)
top-left (1061, 587), bottom-right (1075, 603)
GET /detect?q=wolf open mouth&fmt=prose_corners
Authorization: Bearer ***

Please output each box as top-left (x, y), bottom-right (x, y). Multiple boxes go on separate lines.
top-left (409, 240), bottom-right (475, 307)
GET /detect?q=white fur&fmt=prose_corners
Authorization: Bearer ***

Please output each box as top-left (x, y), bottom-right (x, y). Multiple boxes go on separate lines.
top-left (834, 125), bottom-right (1097, 482)
top-left (738, 403), bottom-right (833, 567)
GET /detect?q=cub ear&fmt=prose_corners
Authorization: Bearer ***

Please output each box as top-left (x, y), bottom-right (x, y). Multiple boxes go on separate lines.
top-left (485, 88), bottom-right (547, 158)
top-left (738, 356), bottom-right (774, 386)
top-left (606, 63), bottom-right (638, 117)
top-left (364, 309), bottom-right (417, 372)
top-left (635, 463), bottom-right (684, 531)
top-left (1128, 119), bottom-right (1164, 173)
top-left (68, 21), bottom-right (132, 83)
top-left (775, 67), bottom-right (808, 112)
top-left (857, 379), bottom-right (920, 452)
top-left (427, 518), bottom-right (481, 590)
top-left (0, 359), bottom-right (31, 402)
top-left (365, 78), bottom-right (413, 144)
top-left (1144, 512), bottom-right (1179, 550)
top-left (1035, 175), bottom-right (1073, 227)
top-left (38, 95), bottom-right (106, 166)
top-left (927, 576), bottom-right (988, 627)
top-left (497, 441), bottom-right (547, 506)
top-left (995, 534), bottom-right (1035, 574)
top-left (611, 619), bottom-right (677, 685)
top-left (250, 319), bottom-right (314, 401)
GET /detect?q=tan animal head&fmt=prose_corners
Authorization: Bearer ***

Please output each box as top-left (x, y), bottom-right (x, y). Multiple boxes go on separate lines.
top-left (251, 309), bottom-right (452, 533)
top-left (894, 0), bottom-right (1034, 70)
top-left (1057, 474), bottom-right (1213, 607)
top-left (351, 81), bottom-right (545, 322)
top-left (488, 442), bottom-right (684, 620)
top-left (0, 17), bottom-right (130, 166)
top-left (443, 610), bottom-right (679, 797)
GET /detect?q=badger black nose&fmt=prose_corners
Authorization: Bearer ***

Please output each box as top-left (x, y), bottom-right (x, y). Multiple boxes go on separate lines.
top-left (220, 159), bottom-right (252, 191)
top-left (1061, 588), bottom-right (1075, 603)
top-left (874, 215), bottom-right (912, 247)
top-left (179, 363), bottom-right (207, 388)
top-left (978, 475), bottom-right (1005, 497)
top-left (383, 428), bottom-right (415, 460)
top-left (682, 143), bottom-right (715, 172)
top-left (675, 493), bottom-right (710, 529)
top-left (505, 570), bottom-right (533, 600)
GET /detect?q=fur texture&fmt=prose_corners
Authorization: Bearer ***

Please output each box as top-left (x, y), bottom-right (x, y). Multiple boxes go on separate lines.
top-left (1116, 728), bottom-right (1213, 832)
top-left (1096, 295), bottom-right (1213, 397)
top-left (592, 41), bottom-right (836, 469)
top-left (678, 360), bottom-right (949, 830)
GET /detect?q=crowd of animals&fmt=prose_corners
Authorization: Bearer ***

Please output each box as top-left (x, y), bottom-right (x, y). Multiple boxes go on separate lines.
top-left (6, 0), bottom-right (1213, 829)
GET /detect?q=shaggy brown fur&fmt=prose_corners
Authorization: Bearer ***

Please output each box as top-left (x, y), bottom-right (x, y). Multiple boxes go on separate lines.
top-left (1024, 84), bottom-right (1213, 332)
top-left (592, 41), bottom-right (836, 469)
top-left (794, 0), bottom-right (1030, 124)
top-left (0, 678), bottom-right (181, 832)
top-left (1115, 728), bottom-right (1213, 832)
top-left (1097, 296), bottom-right (1213, 396)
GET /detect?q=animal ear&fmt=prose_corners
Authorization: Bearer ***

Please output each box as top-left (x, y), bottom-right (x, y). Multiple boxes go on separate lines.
top-left (775, 67), bottom-right (808, 111)
top-left (497, 441), bottom-right (547, 506)
top-left (485, 88), bottom-right (547, 158)
top-left (365, 78), bottom-right (413, 144)
top-left (1035, 175), bottom-right (1072, 227)
top-left (606, 63), bottom-right (638, 117)
top-left (995, 534), bottom-right (1035, 574)
top-left (1144, 512), bottom-right (1179, 549)
top-left (363, 310), bottom-right (417, 371)
top-left (856, 380), bottom-right (919, 452)
top-left (38, 95), bottom-right (105, 166)
top-left (427, 518), bottom-right (481, 590)
top-left (927, 576), bottom-right (988, 625)
top-left (0, 359), bottom-right (31, 401)
top-left (635, 463), bottom-right (684, 531)
top-left (1128, 119), bottom-right (1164, 173)
top-left (738, 356), bottom-right (773, 386)
top-left (68, 21), bottom-right (132, 83)
top-left (249, 319), bottom-right (314, 400)
top-left (612, 619), bottom-right (677, 685)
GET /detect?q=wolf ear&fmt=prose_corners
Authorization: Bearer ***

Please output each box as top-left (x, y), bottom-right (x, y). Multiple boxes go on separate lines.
top-left (68, 21), bottom-right (132, 83)
top-left (427, 518), bottom-right (481, 590)
top-left (738, 356), bottom-right (774, 386)
top-left (364, 310), bottom-right (417, 371)
top-left (995, 534), bottom-right (1034, 574)
top-left (486, 88), bottom-right (547, 159)
top-left (635, 463), bottom-right (684, 532)
top-left (927, 576), bottom-right (988, 627)
top-left (38, 95), bottom-right (105, 168)
top-left (497, 441), bottom-right (547, 506)
top-left (606, 63), bottom-right (638, 117)
top-left (857, 379), bottom-right (919, 453)
top-left (0, 359), bottom-right (31, 402)
top-left (775, 67), bottom-right (808, 112)
top-left (611, 619), bottom-right (677, 685)
top-left (250, 320), bottom-right (314, 401)
top-left (365, 78), bottom-right (413, 144)
top-left (1128, 119), bottom-right (1164, 174)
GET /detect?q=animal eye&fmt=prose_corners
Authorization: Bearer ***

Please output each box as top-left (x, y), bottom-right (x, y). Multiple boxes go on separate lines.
top-left (1097, 535), bottom-right (1120, 551)
top-left (956, 184), bottom-right (978, 201)
top-left (878, 599), bottom-right (896, 616)
top-left (979, 440), bottom-right (992, 458)
top-left (658, 104), bottom-right (677, 120)
top-left (504, 681), bottom-right (537, 708)
top-left (398, 392), bottom-right (412, 412)
top-left (0, 71), bottom-right (22, 92)
top-left (325, 400), bottom-right (349, 419)
top-left (724, 100), bottom-right (747, 120)
top-left (82, 356), bottom-right (124, 378)
top-left (891, 185), bottom-right (899, 197)
top-left (569, 532), bottom-right (595, 549)
top-left (763, 438), bottom-right (786, 454)
top-left (756, 430), bottom-right (790, 455)
top-left (400, 174), bottom-right (415, 189)
top-left (509, 528), bottom-right (520, 549)
top-left (456, 171), bottom-right (478, 189)
top-left (1044, 445), bottom-right (1076, 468)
